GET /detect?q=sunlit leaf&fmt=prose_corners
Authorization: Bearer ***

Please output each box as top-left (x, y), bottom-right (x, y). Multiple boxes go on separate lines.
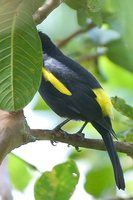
top-left (34, 160), bottom-right (79, 200)
top-left (33, 93), bottom-right (50, 110)
top-left (125, 130), bottom-right (133, 142)
top-left (8, 154), bottom-right (33, 191)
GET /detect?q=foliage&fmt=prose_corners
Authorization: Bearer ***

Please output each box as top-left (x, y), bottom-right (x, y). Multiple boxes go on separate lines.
top-left (112, 96), bottom-right (133, 120)
top-left (0, 0), bottom-right (133, 199)
top-left (34, 160), bottom-right (79, 200)
top-left (0, 0), bottom-right (43, 111)
top-left (8, 154), bottom-right (34, 191)
top-left (84, 163), bottom-right (115, 198)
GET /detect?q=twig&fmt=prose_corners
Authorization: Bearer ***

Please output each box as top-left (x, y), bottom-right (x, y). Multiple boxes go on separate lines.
top-left (33, 0), bottom-right (62, 24)
top-left (79, 51), bottom-right (106, 62)
top-left (57, 22), bottom-right (95, 48)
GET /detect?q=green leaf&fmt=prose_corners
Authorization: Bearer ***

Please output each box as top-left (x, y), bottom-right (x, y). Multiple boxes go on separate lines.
top-left (84, 164), bottom-right (115, 198)
top-left (88, 11), bottom-right (103, 27)
top-left (64, 0), bottom-right (88, 27)
top-left (64, 0), bottom-right (87, 10)
top-left (105, 0), bottom-right (133, 72)
top-left (64, 0), bottom-right (104, 27)
top-left (87, 0), bottom-right (105, 26)
top-left (87, 0), bottom-right (105, 12)
top-left (77, 8), bottom-right (88, 27)
top-left (8, 154), bottom-right (33, 191)
top-left (34, 160), bottom-right (79, 200)
top-left (125, 130), bottom-right (133, 142)
top-left (0, 0), bottom-right (42, 111)
top-left (107, 39), bottom-right (133, 73)
top-left (111, 96), bottom-right (133, 120)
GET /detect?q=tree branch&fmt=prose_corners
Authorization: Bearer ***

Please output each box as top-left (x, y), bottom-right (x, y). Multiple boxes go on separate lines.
top-left (33, 0), bottom-right (62, 24)
top-left (0, 110), bottom-right (133, 166)
top-left (57, 22), bottom-right (95, 48)
top-left (31, 129), bottom-right (133, 157)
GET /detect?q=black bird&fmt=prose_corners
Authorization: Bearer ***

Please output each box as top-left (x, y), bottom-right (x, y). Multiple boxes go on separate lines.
top-left (38, 31), bottom-right (125, 190)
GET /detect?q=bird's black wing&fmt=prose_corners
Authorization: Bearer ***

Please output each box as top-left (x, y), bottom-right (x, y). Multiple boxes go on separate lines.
top-left (43, 55), bottom-right (103, 121)
top-left (44, 53), bottom-right (101, 89)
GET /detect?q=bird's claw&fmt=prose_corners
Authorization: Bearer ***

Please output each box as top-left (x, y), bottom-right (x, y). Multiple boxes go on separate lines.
top-left (50, 140), bottom-right (58, 146)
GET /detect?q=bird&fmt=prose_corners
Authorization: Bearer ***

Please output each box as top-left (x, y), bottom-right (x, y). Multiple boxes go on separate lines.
top-left (38, 31), bottom-right (125, 190)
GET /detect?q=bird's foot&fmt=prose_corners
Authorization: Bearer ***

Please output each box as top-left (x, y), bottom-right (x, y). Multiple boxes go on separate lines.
top-left (50, 140), bottom-right (58, 146)
top-left (74, 121), bottom-right (87, 140)
top-left (52, 120), bottom-right (70, 145)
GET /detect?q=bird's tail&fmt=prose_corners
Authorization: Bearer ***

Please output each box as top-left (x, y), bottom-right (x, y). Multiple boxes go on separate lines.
top-left (91, 120), bottom-right (125, 190)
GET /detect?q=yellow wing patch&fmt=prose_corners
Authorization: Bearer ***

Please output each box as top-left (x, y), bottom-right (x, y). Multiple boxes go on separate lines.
top-left (93, 88), bottom-right (113, 119)
top-left (42, 68), bottom-right (72, 96)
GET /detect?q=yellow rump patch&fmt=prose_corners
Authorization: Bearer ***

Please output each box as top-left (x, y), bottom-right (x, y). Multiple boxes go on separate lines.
top-left (42, 68), bottom-right (72, 96)
top-left (93, 88), bottom-right (113, 119)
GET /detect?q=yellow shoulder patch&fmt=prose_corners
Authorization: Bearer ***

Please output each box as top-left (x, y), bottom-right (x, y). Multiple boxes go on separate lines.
top-left (93, 88), bottom-right (113, 119)
top-left (42, 68), bottom-right (72, 96)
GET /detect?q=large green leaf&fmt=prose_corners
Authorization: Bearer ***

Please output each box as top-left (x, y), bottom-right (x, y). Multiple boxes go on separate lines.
top-left (0, 0), bottom-right (43, 111)
top-left (34, 160), bottom-right (79, 200)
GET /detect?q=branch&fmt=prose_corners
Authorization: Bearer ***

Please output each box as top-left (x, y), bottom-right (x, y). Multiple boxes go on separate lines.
top-left (33, 0), bottom-right (62, 24)
top-left (31, 129), bottom-right (133, 157)
top-left (0, 110), bottom-right (133, 166)
top-left (57, 22), bottom-right (95, 48)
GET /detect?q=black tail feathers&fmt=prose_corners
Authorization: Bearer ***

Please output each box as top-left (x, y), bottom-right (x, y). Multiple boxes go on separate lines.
top-left (92, 121), bottom-right (125, 190)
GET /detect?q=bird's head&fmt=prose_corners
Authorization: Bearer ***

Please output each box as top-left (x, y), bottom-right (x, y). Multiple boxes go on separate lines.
top-left (38, 31), bottom-right (57, 55)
